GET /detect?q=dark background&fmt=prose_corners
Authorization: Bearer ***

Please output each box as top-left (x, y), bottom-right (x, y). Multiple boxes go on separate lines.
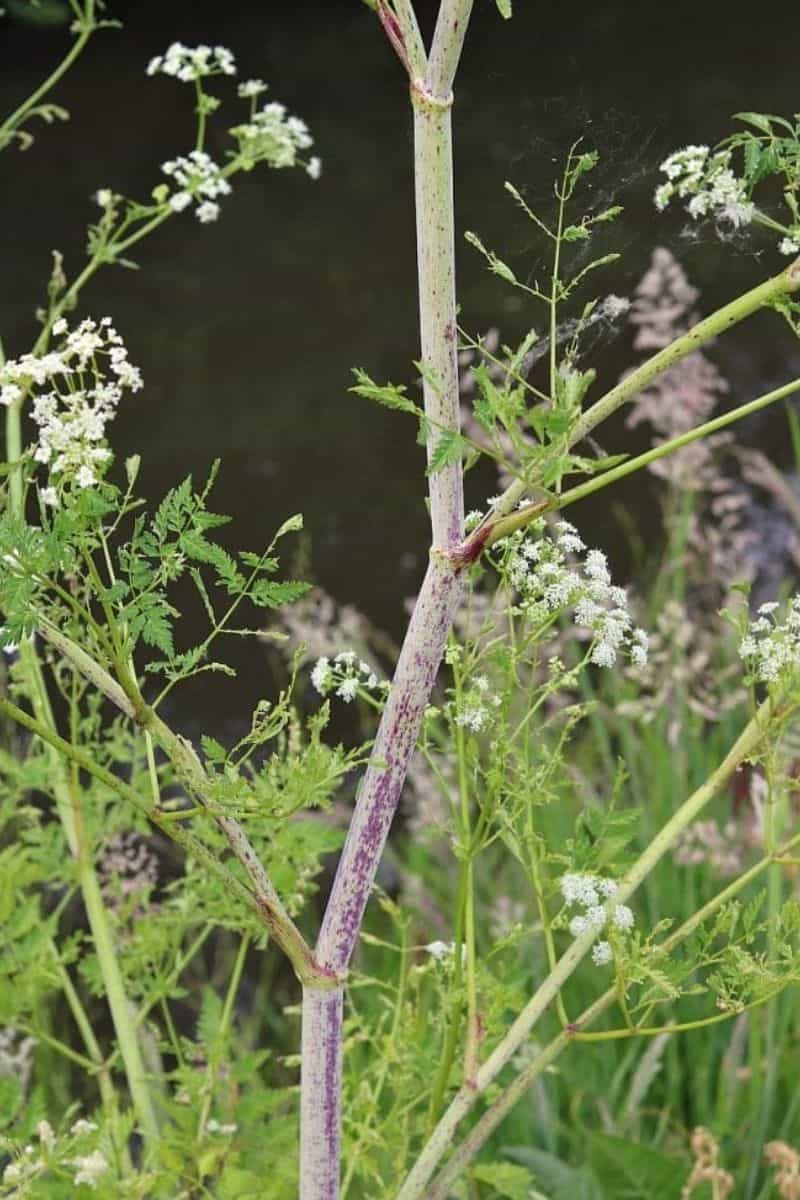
top-left (2, 0), bottom-right (800, 730)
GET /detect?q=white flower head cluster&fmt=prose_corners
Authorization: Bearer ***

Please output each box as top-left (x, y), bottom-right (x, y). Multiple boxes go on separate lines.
top-left (503, 521), bottom-right (649, 668)
top-left (0, 316), bottom-right (142, 501)
top-left (237, 79), bottom-right (268, 100)
top-left (206, 1118), bottom-right (238, 1135)
top-left (311, 650), bottom-right (386, 704)
top-left (654, 145), bottom-right (754, 230)
top-left (230, 100), bottom-right (321, 179)
top-left (71, 1149), bottom-right (109, 1188)
top-left (738, 598), bottom-right (800, 684)
top-left (453, 674), bottom-right (502, 733)
top-left (162, 150), bottom-right (232, 223)
top-left (1, 1115), bottom-right (103, 1188)
top-left (560, 871), bottom-right (635, 967)
top-left (146, 42), bottom-right (236, 82)
top-left (779, 236), bottom-right (800, 257)
top-left (423, 940), bottom-right (467, 964)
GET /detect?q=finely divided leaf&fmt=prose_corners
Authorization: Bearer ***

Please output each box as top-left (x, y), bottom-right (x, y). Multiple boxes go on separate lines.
top-left (350, 368), bottom-right (420, 415)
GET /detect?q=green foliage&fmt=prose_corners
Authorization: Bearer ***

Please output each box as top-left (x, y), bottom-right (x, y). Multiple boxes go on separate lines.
top-left (5, 13), bottom-right (800, 1200)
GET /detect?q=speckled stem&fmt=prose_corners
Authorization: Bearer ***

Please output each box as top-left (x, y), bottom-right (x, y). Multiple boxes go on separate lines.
top-left (300, 4), bottom-right (473, 1195)
top-left (411, 0), bottom-right (473, 549)
top-left (317, 554), bottom-right (462, 971)
top-left (300, 988), bottom-right (344, 1200)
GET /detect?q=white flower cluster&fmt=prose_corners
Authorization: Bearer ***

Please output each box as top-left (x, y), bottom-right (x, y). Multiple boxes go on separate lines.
top-left (503, 521), bottom-right (649, 668)
top-left (162, 150), bottom-right (232, 223)
top-left (72, 1149), bottom-right (109, 1188)
top-left (146, 42), bottom-right (236, 82)
top-left (311, 650), bottom-right (386, 704)
top-left (238, 78), bottom-right (268, 100)
top-left (1, 1117), bottom-right (105, 1190)
top-left (560, 872), bottom-right (635, 966)
top-left (0, 317), bottom-right (142, 501)
top-left (654, 145), bottom-right (754, 229)
top-left (453, 674), bottom-right (502, 733)
top-left (738, 598), bottom-right (800, 684)
top-left (779, 236), bottom-right (800, 257)
top-left (230, 101), bottom-right (321, 179)
top-left (206, 1118), bottom-right (238, 1135)
top-left (423, 940), bottom-right (467, 964)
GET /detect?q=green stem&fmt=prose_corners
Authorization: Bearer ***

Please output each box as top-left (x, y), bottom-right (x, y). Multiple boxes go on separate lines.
top-left (477, 258), bottom-right (800, 528)
top-left (549, 162), bottom-right (568, 401)
top-left (66, 677), bottom-right (160, 1146)
top-left (573, 263), bottom-right (800, 446)
top-left (55, 954), bottom-right (118, 1112)
top-left (144, 710), bottom-right (324, 986)
top-left (396, 696), bottom-right (777, 1200)
top-left (427, 860), bottom-right (469, 1130)
top-left (481, 375), bottom-right (800, 548)
top-left (25, 617), bottom-right (323, 984)
top-left (1, 694), bottom-right (257, 924)
top-left (0, 0), bottom-right (98, 152)
top-left (423, 818), bottom-right (800, 1200)
top-left (73, 801), bottom-right (161, 1144)
top-left (196, 935), bottom-right (249, 1139)
top-left (342, 923), bottom-right (410, 1197)
top-left (4, 399), bottom-right (22, 512)
top-left (452, 665), bottom-right (480, 1080)
top-left (32, 210), bottom-right (172, 357)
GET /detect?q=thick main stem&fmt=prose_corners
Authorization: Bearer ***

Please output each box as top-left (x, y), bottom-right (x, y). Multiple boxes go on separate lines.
top-left (300, 3), bottom-right (473, 1196)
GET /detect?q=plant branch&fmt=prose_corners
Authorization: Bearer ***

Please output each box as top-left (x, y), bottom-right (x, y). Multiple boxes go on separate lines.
top-left (468, 257), bottom-right (800, 533)
top-left (0, 0), bottom-right (99, 153)
top-left (455, 373), bottom-right (800, 559)
top-left (0, 693), bottom-right (307, 962)
top-left (396, 696), bottom-right (776, 1198)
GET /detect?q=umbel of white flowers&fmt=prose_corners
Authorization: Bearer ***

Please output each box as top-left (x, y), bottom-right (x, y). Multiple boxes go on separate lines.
top-left (654, 143), bottom-right (800, 255)
top-left (143, 42), bottom-right (321, 225)
top-left (560, 872), bottom-right (635, 967)
top-left (0, 316), bottom-right (142, 504)
top-left (739, 598), bottom-right (800, 683)
top-left (490, 519), bottom-right (650, 669)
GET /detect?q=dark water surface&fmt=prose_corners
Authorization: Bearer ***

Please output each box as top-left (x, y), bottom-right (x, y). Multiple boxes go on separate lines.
top-left (2, 0), bottom-right (800, 732)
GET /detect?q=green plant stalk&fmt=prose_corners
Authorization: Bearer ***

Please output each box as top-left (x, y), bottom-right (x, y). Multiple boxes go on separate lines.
top-left (477, 374), bottom-right (800, 549)
top-left (396, 695), bottom-right (775, 1199)
top-left (341, 921), bottom-right (411, 1199)
top-left (55, 954), bottom-right (119, 1115)
top-left (453, 665), bottom-right (480, 1080)
top-left (196, 934), bottom-right (250, 1140)
top-left (0, 693), bottom-right (285, 937)
top-left (0, 0), bottom-right (98, 152)
top-left (410, 61), bottom-right (463, 548)
top-left (143, 710), bottom-right (327, 986)
top-left (4, 341), bottom-right (160, 1142)
top-left (27, 615), bottom-right (327, 986)
top-left (4, 399), bottom-right (22, 512)
top-left (70, 780), bottom-right (161, 1146)
top-left (424, 795), bottom-right (800, 1200)
top-left (478, 257), bottom-right (800, 527)
top-left (426, 857), bottom-right (469, 1130)
top-left (549, 164), bottom-right (567, 401)
top-left (574, 262), bottom-right (800, 444)
top-left (12, 639), bottom-right (161, 1148)
top-left (744, 756), bottom-right (786, 1197)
